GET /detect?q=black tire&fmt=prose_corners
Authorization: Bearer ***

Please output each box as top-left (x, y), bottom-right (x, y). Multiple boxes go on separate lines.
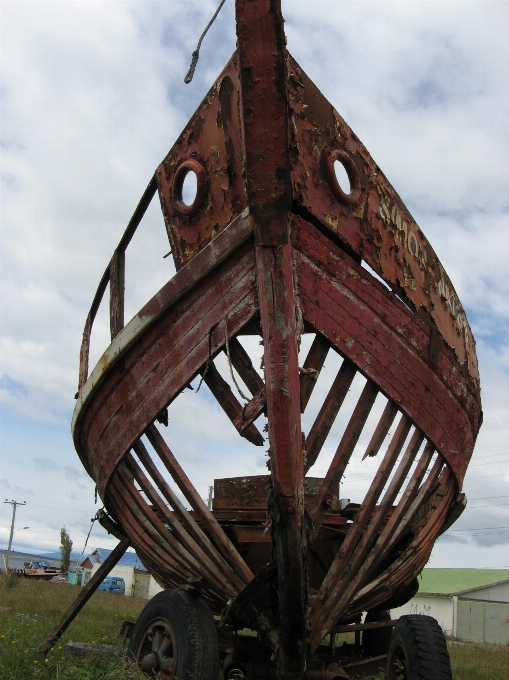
top-left (386, 615), bottom-right (452, 680)
top-left (127, 589), bottom-right (219, 680)
top-left (362, 609), bottom-right (393, 658)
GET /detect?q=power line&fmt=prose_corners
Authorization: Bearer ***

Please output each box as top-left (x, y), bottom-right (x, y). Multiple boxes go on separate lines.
top-left (446, 526), bottom-right (509, 533)
top-left (468, 459), bottom-right (509, 467)
top-left (466, 503), bottom-right (509, 509)
top-left (470, 452), bottom-right (509, 460)
top-left (469, 495), bottom-right (509, 501)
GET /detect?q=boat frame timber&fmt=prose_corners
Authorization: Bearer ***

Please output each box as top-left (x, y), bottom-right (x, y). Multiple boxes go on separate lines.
top-left (68, 1), bottom-right (481, 678)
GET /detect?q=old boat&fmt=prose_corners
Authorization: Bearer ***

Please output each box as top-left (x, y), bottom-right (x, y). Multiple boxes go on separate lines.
top-left (69, 1), bottom-right (481, 678)
top-left (22, 560), bottom-right (60, 580)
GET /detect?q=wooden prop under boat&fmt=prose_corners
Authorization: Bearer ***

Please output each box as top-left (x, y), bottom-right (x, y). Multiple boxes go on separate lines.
top-left (69, 1), bottom-right (481, 678)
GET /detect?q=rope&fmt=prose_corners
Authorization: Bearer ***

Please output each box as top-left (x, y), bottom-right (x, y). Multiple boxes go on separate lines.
top-left (81, 515), bottom-right (97, 556)
top-left (184, 0), bottom-right (227, 84)
top-left (224, 315), bottom-right (250, 403)
top-left (196, 327), bottom-right (213, 393)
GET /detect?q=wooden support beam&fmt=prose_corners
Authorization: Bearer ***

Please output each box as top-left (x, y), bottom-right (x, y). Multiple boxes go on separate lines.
top-left (109, 249), bottom-right (125, 340)
top-left (353, 441), bottom-right (435, 594)
top-left (236, 1), bottom-right (307, 676)
top-left (233, 388), bottom-right (266, 432)
top-left (362, 400), bottom-right (398, 460)
top-left (38, 538), bottom-right (130, 656)
top-left (311, 380), bottom-right (379, 531)
top-left (380, 453), bottom-right (444, 561)
top-left (304, 359), bottom-right (357, 473)
top-left (225, 336), bottom-right (265, 396)
top-left (145, 424), bottom-right (254, 585)
top-left (116, 464), bottom-right (235, 598)
top-left (132, 440), bottom-right (242, 588)
top-left (317, 429), bottom-right (424, 633)
top-left (123, 455), bottom-right (242, 595)
top-left (201, 362), bottom-right (265, 446)
top-left (310, 414), bottom-right (411, 650)
top-left (300, 334), bottom-right (330, 412)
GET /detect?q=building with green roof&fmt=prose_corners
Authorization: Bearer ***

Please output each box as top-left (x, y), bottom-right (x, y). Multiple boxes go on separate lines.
top-left (391, 568), bottom-right (509, 645)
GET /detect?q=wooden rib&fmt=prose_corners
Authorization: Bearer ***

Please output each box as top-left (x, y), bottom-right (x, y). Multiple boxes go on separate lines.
top-left (380, 453), bottom-right (444, 561)
top-left (124, 453), bottom-right (241, 595)
top-left (109, 478), bottom-right (188, 584)
top-left (310, 380), bottom-right (379, 531)
top-left (115, 466), bottom-right (232, 598)
top-left (311, 429), bottom-right (424, 644)
top-left (233, 388), bottom-right (266, 432)
top-left (108, 483), bottom-right (180, 591)
top-left (225, 336), bottom-right (265, 396)
top-left (109, 249), bottom-right (125, 340)
top-left (300, 334), bottom-right (330, 412)
top-left (310, 414), bottom-right (411, 648)
top-left (201, 362), bottom-right (265, 446)
top-left (132, 439), bottom-right (242, 587)
top-left (304, 359), bottom-right (357, 473)
top-left (350, 465), bottom-right (451, 613)
top-left (353, 441), bottom-right (435, 592)
top-left (145, 423), bottom-right (254, 584)
top-left (362, 400), bottom-right (398, 460)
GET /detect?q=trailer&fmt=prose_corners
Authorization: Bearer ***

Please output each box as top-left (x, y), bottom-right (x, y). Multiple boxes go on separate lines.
top-left (41, 2), bottom-right (482, 678)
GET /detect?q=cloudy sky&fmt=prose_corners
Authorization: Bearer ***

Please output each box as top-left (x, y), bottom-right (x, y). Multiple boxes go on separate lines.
top-left (1, 0), bottom-right (508, 571)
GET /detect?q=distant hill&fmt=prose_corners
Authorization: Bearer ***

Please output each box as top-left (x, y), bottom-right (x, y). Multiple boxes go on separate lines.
top-left (41, 551), bottom-right (82, 560)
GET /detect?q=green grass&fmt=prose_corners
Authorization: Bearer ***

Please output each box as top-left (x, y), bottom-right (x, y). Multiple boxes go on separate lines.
top-left (0, 572), bottom-right (146, 679)
top-left (2, 573), bottom-right (508, 679)
top-left (448, 640), bottom-right (509, 680)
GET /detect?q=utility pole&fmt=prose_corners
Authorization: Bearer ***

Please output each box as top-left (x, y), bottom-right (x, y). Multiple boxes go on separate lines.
top-left (4, 500), bottom-right (26, 571)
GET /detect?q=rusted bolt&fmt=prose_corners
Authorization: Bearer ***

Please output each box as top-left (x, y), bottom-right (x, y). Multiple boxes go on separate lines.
top-left (287, 506), bottom-right (295, 515)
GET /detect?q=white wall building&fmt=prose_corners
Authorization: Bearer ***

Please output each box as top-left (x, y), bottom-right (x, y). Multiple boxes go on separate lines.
top-left (391, 572), bottom-right (509, 645)
top-left (91, 562), bottom-right (164, 600)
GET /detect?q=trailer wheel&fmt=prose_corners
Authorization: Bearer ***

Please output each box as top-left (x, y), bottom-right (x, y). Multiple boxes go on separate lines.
top-left (127, 589), bottom-right (219, 680)
top-left (386, 615), bottom-right (452, 680)
top-left (362, 609), bottom-right (392, 657)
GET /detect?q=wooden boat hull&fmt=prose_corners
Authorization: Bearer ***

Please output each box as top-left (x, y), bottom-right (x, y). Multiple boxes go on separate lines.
top-left (72, 1), bottom-right (481, 675)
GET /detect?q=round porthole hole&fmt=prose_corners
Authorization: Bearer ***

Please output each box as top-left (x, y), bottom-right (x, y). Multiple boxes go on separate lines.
top-left (171, 158), bottom-right (206, 216)
top-left (334, 159), bottom-right (351, 195)
top-left (326, 149), bottom-right (362, 205)
top-left (181, 170), bottom-right (198, 207)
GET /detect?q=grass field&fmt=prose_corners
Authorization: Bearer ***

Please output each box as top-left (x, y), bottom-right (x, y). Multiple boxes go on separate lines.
top-left (1, 572), bottom-right (508, 679)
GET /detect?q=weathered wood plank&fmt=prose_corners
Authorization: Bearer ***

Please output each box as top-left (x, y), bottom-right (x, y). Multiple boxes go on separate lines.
top-left (310, 380), bottom-right (379, 531)
top-left (37, 538), bottom-right (130, 655)
top-left (237, 0), bottom-right (307, 674)
top-left (109, 249), bottom-right (125, 340)
top-left (132, 439), bottom-right (243, 588)
top-left (233, 388), bottom-right (266, 432)
top-left (293, 232), bottom-right (476, 486)
top-left (315, 429), bottom-right (424, 640)
top-left (300, 334), bottom-right (330, 413)
top-left (123, 454), bottom-right (242, 595)
top-left (304, 359), bottom-right (357, 473)
top-left (145, 424), bottom-right (254, 585)
top-left (292, 214), bottom-right (481, 486)
top-left (226, 336), bottom-right (265, 396)
top-left (78, 243), bottom-right (258, 490)
top-left (310, 415), bottom-right (411, 649)
top-left (201, 362), bottom-right (264, 446)
top-left (362, 400), bottom-right (399, 460)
